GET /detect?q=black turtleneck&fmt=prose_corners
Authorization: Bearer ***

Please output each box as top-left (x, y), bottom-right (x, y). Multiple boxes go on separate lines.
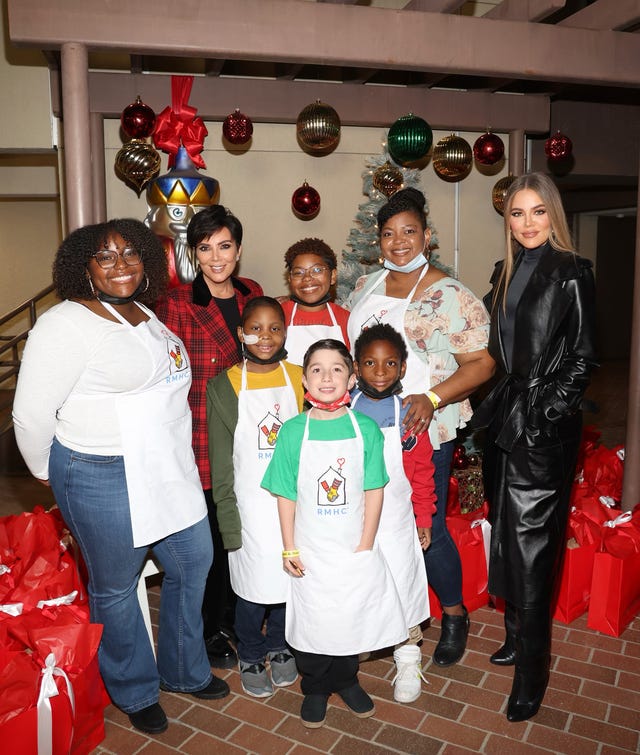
top-left (500, 243), bottom-right (546, 371)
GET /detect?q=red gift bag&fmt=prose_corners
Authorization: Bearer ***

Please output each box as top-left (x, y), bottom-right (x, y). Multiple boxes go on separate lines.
top-left (553, 541), bottom-right (599, 624)
top-left (429, 514), bottom-right (490, 619)
top-left (587, 550), bottom-right (640, 637)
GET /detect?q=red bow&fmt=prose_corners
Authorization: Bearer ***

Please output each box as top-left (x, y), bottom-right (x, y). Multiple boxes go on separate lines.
top-left (154, 76), bottom-right (208, 168)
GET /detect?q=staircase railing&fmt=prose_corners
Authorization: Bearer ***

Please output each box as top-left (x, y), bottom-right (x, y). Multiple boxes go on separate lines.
top-left (0, 285), bottom-right (57, 432)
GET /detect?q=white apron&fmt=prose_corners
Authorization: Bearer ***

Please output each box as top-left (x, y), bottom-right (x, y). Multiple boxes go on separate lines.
top-left (351, 392), bottom-right (429, 629)
top-left (286, 409), bottom-right (407, 655)
top-left (285, 302), bottom-right (345, 366)
top-left (230, 362), bottom-right (299, 603)
top-left (104, 302), bottom-right (206, 547)
top-left (347, 267), bottom-right (439, 447)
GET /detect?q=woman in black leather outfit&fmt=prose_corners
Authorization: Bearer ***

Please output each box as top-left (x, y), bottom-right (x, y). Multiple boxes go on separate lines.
top-left (479, 172), bottom-right (597, 722)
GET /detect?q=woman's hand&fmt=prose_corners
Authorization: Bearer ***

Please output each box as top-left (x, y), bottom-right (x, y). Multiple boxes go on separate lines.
top-left (417, 527), bottom-right (431, 551)
top-left (283, 555), bottom-right (305, 578)
top-left (402, 393), bottom-right (434, 436)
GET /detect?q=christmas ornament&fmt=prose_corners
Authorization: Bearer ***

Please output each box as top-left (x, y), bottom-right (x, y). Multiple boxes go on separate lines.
top-left (491, 173), bottom-right (517, 214)
top-left (433, 135), bottom-right (473, 181)
top-left (115, 140), bottom-right (162, 196)
top-left (545, 130), bottom-right (573, 161)
top-left (222, 108), bottom-right (253, 145)
top-left (291, 181), bottom-right (321, 219)
top-left (452, 443), bottom-right (469, 471)
top-left (387, 113), bottom-right (433, 165)
top-left (145, 145), bottom-right (219, 288)
top-left (372, 161), bottom-right (404, 197)
top-left (452, 467), bottom-right (485, 514)
top-left (467, 453), bottom-right (480, 466)
top-left (121, 96), bottom-right (156, 139)
top-left (154, 75), bottom-right (208, 168)
top-left (296, 100), bottom-right (341, 153)
top-left (473, 132), bottom-right (505, 166)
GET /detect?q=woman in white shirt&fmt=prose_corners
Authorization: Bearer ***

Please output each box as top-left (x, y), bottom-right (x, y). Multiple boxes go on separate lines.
top-left (13, 219), bottom-right (229, 735)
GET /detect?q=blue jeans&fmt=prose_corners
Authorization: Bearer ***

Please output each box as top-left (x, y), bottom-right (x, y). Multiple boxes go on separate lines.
top-left (423, 439), bottom-right (464, 608)
top-left (234, 597), bottom-right (287, 664)
top-left (49, 438), bottom-right (214, 713)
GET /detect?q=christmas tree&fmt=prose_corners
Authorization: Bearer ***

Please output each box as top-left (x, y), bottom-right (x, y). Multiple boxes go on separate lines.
top-left (336, 140), bottom-right (451, 304)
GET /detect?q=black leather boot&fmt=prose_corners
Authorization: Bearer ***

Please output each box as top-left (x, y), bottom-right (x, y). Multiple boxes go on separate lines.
top-left (490, 601), bottom-right (517, 666)
top-left (433, 606), bottom-right (469, 666)
top-left (506, 605), bottom-right (551, 722)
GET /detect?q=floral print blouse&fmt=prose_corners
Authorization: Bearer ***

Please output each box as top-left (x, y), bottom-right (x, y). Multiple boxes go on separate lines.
top-left (347, 271), bottom-right (490, 448)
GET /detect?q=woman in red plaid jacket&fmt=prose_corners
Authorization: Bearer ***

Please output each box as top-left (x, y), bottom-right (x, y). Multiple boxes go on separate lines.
top-left (156, 205), bottom-right (263, 668)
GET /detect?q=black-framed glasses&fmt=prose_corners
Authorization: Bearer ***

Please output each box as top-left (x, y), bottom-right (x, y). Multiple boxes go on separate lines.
top-left (289, 265), bottom-right (329, 279)
top-left (91, 249), bottom-right (142, 269)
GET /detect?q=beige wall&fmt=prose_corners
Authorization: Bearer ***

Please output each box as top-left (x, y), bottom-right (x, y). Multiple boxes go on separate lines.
top-left (105, 120), bottom-right (506, 302)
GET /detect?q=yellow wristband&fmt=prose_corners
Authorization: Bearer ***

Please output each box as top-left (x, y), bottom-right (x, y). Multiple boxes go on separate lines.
top-left (282, 549), bottom-right (300, 558)
top-left (426, 390), bottom-right (441, 410)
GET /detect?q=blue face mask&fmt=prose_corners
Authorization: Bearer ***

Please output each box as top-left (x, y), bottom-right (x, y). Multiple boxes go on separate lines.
top-left (383, 253), bottom-right (429, 274)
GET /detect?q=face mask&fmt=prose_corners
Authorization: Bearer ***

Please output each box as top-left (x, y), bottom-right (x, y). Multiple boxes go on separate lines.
top-left (304, 390), bottom-right (352, 412)
top-left (356, 376), bottom-right (403, 400)
top-left (383, 254), bottom-right (429, 274)
top-left (242, 343), bottom-right (288, 365)
top-left (94, 276), bottom-right (149, 305)
top-left (289, 292), bottom-right (331, 308)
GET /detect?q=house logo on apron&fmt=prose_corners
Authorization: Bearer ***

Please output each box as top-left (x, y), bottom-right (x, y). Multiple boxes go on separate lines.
top-left (258, 404), bottom-right (282, 450)
top-left (360, 309), bottom-right (387, 332)
top-left (166, 338), bottom-right (188, 374)
top-left (317, 457), bottom-right (347, 508)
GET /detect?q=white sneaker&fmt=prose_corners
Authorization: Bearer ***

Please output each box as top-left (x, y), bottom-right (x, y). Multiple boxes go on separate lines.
top-left (391, 645), bottom-right (427, 703)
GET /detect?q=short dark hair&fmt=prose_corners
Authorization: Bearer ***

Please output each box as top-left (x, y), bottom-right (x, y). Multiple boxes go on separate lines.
top-left (284, 238), bottom-right (337, 270)
top-left (353, 323), bottom-right (408, 363)
top-left (52, 218), bottom-right (168, 303)
top-left (302, 338), bottom-right (354, 375)
top-left (240, 296), bottom-right (285, 326)
top-left (186, 205), bottom-right (243, 247)
top-left (377, 187), bottom-right (427, 233)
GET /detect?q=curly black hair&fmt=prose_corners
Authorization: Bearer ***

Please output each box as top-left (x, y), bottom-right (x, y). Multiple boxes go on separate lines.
top-left (377, 187), bottom-right (428, 233)
top-left (53, 219), bottom-right (168, 304)
top-left (353, 323), bottom-right (408, 364)
top-left (284, 238), bottom-right (337, 270)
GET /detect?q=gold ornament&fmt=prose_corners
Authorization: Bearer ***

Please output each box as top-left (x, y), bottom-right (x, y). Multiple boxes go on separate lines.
top-left (433, 135), bottom-right (473, 181)
top-left (296, 100), bottom-right (341, 154)
top-left (115, 139), bottom-right (161, 196)
top-left (372, 161), bottom-right (404, 197)
top-left (492, 174), bottom-right (517, 214)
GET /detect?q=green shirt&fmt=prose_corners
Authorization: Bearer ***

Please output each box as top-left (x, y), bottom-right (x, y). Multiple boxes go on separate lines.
top-left (261, 410), bottom-right (388, 502)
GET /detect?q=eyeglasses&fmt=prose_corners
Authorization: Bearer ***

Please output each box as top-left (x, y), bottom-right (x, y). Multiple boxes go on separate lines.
top-left (92, 249), bottom-right (142, 269)
top-left (289, 265), bottom-right (329, 279)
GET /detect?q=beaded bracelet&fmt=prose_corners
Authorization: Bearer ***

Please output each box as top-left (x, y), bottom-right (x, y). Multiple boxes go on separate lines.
top-left (282, 549), bottom-right (300, 558)
top-left (426, 390), bottom-right (441, 410)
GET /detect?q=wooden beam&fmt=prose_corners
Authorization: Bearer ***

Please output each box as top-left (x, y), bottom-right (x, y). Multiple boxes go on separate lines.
top-left (404, 1), bottom-right (467, 11)
top-left (48, 70), bottom-right (551, 133)
top-left (558, 0), bottom-right (640, 31)
top-left (9, 0), bottom-right (640, 88)
top-left (484, 0), bottom-right (566, 22)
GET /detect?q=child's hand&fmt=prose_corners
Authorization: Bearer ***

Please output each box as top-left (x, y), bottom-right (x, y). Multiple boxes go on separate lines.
top-left (417, 527), bottom-right (431, 551)
top-left (283, 556), bottom-right (305, 577)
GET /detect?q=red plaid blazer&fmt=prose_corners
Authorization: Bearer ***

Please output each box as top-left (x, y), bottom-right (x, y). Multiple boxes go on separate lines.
top-left (156, 272), bottom-right (263, 488)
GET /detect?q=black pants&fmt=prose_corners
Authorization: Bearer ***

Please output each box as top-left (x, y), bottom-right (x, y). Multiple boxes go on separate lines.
top-left (202, 488), bottom-right (236, 638)
top-left (291, 647), bottom-right (359, 695)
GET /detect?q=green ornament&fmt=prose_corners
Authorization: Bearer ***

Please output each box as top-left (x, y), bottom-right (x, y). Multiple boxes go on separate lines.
top-left (388, 113), bottom-right (433, 166)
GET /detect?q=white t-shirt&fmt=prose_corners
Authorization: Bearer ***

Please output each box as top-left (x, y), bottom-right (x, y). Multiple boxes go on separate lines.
top-left (13, 300), bottom-right (175, 479)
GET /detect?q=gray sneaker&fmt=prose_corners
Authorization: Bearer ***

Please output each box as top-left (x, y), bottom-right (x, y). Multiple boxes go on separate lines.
top-left (268, 651), bottom-right (298, 687)
top-left (239, 661), bottom-right (274, 698)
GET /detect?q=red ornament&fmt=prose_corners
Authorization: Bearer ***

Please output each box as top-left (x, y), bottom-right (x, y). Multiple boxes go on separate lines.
top-left (121, 96), bottom-right (156, 140)
top-left (291, 181), bottom-right (321, 219)
top-left (473, 132), bottom-right (505, 166)
top-left (545, 131), bottom-right (573, 161)
top-left (452, 443), bottom-right (469, 470)
top-left (223, 108), bottom-right (253, 145)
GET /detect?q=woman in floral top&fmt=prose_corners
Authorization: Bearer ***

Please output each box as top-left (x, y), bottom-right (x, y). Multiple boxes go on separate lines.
top-left (346, 188), bottom-right (494, 667)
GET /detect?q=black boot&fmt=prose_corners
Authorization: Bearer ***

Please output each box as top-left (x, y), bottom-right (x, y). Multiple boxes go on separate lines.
top-left (506, 605), bottom-right (551, 722)
top-left (433, 606), bottom-right (469, 666)
top-left (490, 601), bottom-right (517, 666)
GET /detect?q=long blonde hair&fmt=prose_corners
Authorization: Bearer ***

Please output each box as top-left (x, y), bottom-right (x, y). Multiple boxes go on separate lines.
top-left (496, 172), bottom-right (575, 310)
